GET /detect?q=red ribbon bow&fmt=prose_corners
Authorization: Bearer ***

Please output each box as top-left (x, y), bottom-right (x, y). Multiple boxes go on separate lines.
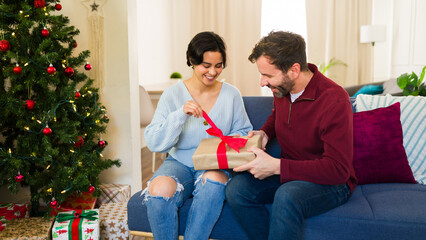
top-left (202, 111), bottom-right (248, 169)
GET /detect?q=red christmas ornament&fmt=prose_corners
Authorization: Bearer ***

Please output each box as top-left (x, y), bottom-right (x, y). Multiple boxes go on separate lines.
top-left (25, 99), bottom-right (35, 110)
top-left (13, 64), bottom-right (22, 75)
top-left (75, 91), bottom-right (81, 99)
top-left (41, 28), bottom-right (49, 37)
top-left (64, 67), bottom-right (74, 77)
top-left (88, 185), bottom-right (95, 193)
top-left (14, 173), bottom-right (24, 183)
top-left (84, 62), bottom-right (92, 71)
top-left (34, 0), bottom-right (46, 8)
top-left (47, 64), bottom-right (56, 74)
top-left (98, 140), bottom-right (106, 148)
top-left (49, 198), bottom-right (59, 209)
top-left (55, 3), bottom-right (62, 10)
top-left (0, 40), bottom-right (11, 52)
top-left (43, 126), bottom-right (52, 136)
top-left (74, 136), bottom-right (84, 148)
top-left (72, 42), bottom-right (77, 48)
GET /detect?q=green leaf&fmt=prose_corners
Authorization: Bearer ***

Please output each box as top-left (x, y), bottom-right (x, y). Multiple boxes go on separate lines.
top-left (397, 73), bottom-right (409, 89)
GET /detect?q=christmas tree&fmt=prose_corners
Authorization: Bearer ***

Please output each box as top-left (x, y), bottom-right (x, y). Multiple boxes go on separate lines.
top-left (0, 0), bottom-right (120, 216)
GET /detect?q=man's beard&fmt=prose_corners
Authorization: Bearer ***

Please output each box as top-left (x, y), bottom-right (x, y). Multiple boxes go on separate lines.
top-left (268, 85), bottom-right (288, 98)
top-left (267, 75), bottom-right (294, 98)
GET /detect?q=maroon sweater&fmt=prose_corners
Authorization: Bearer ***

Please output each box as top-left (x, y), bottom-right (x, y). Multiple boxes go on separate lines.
top-left (261, 64), bottom-right (357, 193)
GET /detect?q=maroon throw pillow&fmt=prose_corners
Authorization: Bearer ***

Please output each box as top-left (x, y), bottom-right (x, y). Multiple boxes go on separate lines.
top-left (353, 102), bottom-right (416, 184)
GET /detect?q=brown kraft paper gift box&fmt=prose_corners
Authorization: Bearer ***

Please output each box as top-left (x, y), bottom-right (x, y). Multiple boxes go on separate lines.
top-left (193, 135), bottom-right (262, 170)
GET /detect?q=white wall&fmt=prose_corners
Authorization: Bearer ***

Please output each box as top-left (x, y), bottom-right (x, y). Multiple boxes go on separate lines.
top-left (373, 0), bottom-right (426, 81)
top-left (61, 0), bottom-right (141, 193)
top-left (136, 0), bottom-right (192, 86)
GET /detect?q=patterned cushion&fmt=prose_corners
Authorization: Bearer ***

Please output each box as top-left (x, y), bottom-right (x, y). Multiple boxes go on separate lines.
top-left (355, 94), bottom-right (426, 184)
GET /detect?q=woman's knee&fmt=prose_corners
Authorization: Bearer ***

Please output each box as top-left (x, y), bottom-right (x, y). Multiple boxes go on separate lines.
top-left (202, 170), bottom-right (229, 184)
top-left (148, 176), bottom-right (177, 198)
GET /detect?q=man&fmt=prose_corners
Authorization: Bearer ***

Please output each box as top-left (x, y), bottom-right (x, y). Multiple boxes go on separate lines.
top-left (225, 31), bottom-right (357, 240)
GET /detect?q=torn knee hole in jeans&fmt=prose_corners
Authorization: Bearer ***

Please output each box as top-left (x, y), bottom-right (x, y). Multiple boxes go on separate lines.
top-left (141, 176), bottom-right (184, 203)
top-left (196, 174), bottom-right (229, 186)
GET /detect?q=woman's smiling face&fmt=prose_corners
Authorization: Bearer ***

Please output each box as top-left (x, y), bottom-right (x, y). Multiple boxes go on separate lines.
top-left (193, 51), bottom-right (224, 86)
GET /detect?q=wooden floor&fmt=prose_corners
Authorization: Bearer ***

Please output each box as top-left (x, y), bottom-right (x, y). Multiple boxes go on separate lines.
top-left (141, 147), bottom-right (166, 188)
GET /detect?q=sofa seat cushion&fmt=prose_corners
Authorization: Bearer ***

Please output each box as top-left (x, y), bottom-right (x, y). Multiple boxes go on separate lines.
top-left (304, 183), bottom-right (426, 240)
top-left (128, 183), bottom-right (426, 240)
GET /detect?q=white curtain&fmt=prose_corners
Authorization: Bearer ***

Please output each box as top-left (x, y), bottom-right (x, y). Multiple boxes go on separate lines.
top-left (305, 0), bottom-right (372, 87)
top-left (190, 0), bottom-right (262, 96)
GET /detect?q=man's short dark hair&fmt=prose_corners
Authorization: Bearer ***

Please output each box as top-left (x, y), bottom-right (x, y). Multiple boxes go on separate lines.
top-left (248, 31), bottom-right (308, 72)
top-left (186, 31), bottom-right (227, 68)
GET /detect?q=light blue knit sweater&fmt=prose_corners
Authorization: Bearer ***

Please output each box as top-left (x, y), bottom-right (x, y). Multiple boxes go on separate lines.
top-left (145, 81), bottom-right (253, 167)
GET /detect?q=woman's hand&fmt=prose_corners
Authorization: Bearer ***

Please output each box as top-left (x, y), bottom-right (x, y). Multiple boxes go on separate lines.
top-left (183, 100), bottom-right (203, 118)
top-left (247, 130), bottom-right (269, 150)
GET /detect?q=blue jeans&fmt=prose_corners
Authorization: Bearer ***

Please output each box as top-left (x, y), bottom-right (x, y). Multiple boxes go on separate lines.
top-left (143, 156), bottom-right (231, 240)
top-left (225, 172), bottom-right (351, 240)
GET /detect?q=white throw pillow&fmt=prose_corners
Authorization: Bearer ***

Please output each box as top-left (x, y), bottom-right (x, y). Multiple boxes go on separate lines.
top-left (355, 94), bottom-right (426, 184)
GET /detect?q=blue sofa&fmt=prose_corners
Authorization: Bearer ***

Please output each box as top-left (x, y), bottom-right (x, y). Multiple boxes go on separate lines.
top-left (128, 96), bottom-right (426, 240)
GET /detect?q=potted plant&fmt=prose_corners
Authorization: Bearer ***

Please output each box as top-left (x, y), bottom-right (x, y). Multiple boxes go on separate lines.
top-left (170, 72), bottom-right (182, 80)
top-left (397, 66), bottom-right (426, 96)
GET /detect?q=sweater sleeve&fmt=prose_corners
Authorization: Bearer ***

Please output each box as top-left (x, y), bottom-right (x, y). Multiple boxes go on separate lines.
top-left (280, 99), bottom-right (354, 185)
top-left (260, 99), bottom-right (276, 140)
top-left (144, 90), bottom-right (189, 153)
top-left (229, 89), bottom-right (253, 136)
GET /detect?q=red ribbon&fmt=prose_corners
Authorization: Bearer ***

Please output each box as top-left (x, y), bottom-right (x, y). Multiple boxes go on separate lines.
top-left (202, 111), bottom-right (248, 169)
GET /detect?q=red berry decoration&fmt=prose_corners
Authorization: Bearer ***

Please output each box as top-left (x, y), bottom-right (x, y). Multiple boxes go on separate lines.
top-left (84, 62), bottom-right (92, 71)
top-left (49, 198), bottom-right (59, 209)
top-left (55, 3), bottom-right (62, 10)
top-left (47, 64), bottom-right (56, 74)
top-left (43, 126), bottom-right (52, 136)
top-left (0, 40), bottom-right (11, 52)
top-left (25, 99), bottom-right (35, 110)
top-left (41, 28), bottom-right (49, 37)
top-left (34, 0), bottom-right (46, 8)
top-left (75, 91), bottom-right (81, 99)
top-left (74, 136), bottom-right (84, 148)
top-left (88, 185), bottom-right (95, 193)
top-left (13, 64), bottom-right (22, 75)
top-left (98, 140), bottom-right (106, 148)
top-left (15, 173), bottom-right (24, 183)
top-left (64, 67), bottom-right (74, 77)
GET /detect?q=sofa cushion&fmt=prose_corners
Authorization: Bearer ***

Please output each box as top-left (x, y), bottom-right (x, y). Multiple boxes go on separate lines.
top-left (355, 94), bottom-right (426, 184)
top-left (353, 102), bottom-right (416, 184)
top-left (127, 183), bottom-right (426, 240)
top-left (353, 84), bottom-right (383, 97)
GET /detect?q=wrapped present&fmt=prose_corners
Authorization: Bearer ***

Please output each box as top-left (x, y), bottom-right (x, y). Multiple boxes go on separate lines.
top-left (51, 192), bottom-right (96, 216)
top-left (52, 209), bottom-right (99, 240)
top-left (0, 203), bottom-right (30, 233)
top-left (193, 135), bottom-right (261, 170)
top-left (192, 111), bottom-right (262, 170)
top-left (96, 184), bottom-right (131, 207)
top-left (0, 217), bottom-right (53, 239)
top-left (99, 202), bottom-right (128, 240)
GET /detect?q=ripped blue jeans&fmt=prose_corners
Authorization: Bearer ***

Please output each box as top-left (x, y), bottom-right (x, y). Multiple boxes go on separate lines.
top-left (142, 156), bottom-right (231, 240)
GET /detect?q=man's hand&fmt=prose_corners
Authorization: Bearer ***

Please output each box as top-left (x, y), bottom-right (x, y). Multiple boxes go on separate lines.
top-left (233, 147), bottom-right (280, 180)
top-left (247, 130), bottom-right (269, 150)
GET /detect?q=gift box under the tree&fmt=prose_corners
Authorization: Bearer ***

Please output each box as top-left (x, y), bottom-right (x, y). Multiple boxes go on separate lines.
top-left (99, 202), bottom-right (128, 240)
top-left (0, 203), bottom-right (30, 232)
top-left (51, 192), bottom-right (97, 216)
top-left (193, 135), bottom-right (262, 170)
top-left (0, 217), bottom-right (53, 239)
top-left (96, 183), bottom-right (131, 207)
top-left (52, 209), bottom-right (99, 240)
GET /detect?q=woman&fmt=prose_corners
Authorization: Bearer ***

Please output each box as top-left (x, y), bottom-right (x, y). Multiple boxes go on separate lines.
top-left (144, 31), bottom-right (252, 240)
